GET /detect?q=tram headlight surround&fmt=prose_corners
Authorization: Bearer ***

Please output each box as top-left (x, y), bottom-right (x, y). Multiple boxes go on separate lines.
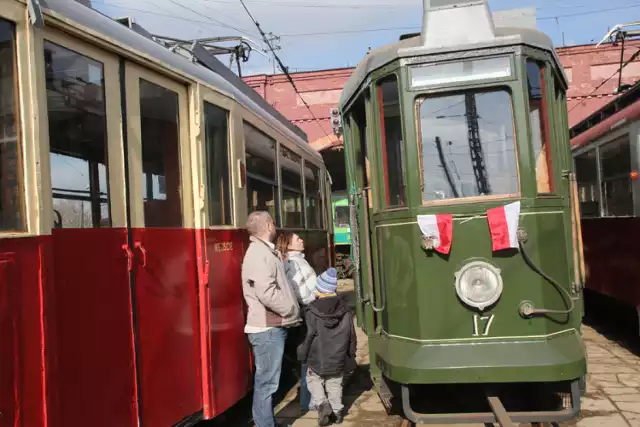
top-left (454, 260), bottom-right (503, 311)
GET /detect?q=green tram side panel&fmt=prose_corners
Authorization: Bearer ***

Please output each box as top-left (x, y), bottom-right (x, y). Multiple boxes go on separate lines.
top-left (371, 210), bottom-right (584, 384)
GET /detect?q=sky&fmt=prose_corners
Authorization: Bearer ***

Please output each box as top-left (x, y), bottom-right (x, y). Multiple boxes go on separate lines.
top-left (90, 0), bottom-right (640, 76)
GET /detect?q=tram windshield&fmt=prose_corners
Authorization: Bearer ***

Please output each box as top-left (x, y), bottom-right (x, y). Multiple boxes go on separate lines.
top-left (417, 89), bottom-right (518, 202)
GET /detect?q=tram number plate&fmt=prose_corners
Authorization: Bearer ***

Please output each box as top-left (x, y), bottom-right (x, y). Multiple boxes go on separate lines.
top-left (214, 242), bottom-right (233, 252)
top-left (472, 314), bottom-right (495, 337)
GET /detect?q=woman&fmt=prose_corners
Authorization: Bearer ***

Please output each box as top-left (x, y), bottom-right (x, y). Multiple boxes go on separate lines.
top-left (276, 231), bottom-right (317, 412)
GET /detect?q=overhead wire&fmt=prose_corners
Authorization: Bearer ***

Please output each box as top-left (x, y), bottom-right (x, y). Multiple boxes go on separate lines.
top-left (165, 0), bottom-right (258, 37)
top-left (201, 0), bottom-right (415, 8)
top-left (92, 0), bottom-right (259, 36)
top-left (278, 3), bottom-right (640, 37)
top-left (94, 1), bottom-right (640, 41)
top-left (238, 0), bottom-right (335, 143)
top-left (194, 0), bottom-right (252, 32)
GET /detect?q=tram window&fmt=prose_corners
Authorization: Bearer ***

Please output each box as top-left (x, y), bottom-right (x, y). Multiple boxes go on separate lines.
top-left (600, 137), bottom-right (633, 217)
top-left (305, 163), bottom-right (324, 229)
top-left (417, 90), bottom-right (518, 202)
top-left (244, 122), bottom-right (278, 223)
top-left (526, 60), bottom-right (554, 194)
top-left (377, 76), bottom-right (406, 207)
top-left (139, 79), bottom-right (182, 228)
top-left (44, 41), bottom-right (110, 229)
top-left (334, 205), bottom-right (349, 228)
top-left (350, 93), bottom-right (373, 209)
top-left (575, 149), bottom-right (600, 218)
top-left (281, 146), bottom-right (303, 228)
top-left (0, 20), bottom-right (24, 232)
top-left (204, 102), bottom-right (231, 226)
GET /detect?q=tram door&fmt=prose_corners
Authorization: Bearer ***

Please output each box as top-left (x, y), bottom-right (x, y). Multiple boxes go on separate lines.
top-left (41, 34), bottom-right (139, 427)
top-left (349, 90), bottom-right (378, 335)
top-left (123, 63), bottom-right (201, 427)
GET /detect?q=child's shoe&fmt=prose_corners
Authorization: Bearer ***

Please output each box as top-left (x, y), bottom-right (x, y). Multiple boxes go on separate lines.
top-left (317, 402), bottom-right (332, 426)
top-left (333, 411), bottom-right (344, 424)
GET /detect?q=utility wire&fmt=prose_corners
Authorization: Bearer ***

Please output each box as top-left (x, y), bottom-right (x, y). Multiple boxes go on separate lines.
top-left (568, 47), bottom-right (640, 112)
top-left (96, 1), bottom-right (640, 40)
top-left (204, 0), bottom-right (410, 8)
top-left (238, 0), bottom-right (335, 142)
top-left (93, 0), bottom-right (259, 36)
top-left (278, 3), bottom-right (640, 37)
top-left (166, 0), bottom-right (257, 37)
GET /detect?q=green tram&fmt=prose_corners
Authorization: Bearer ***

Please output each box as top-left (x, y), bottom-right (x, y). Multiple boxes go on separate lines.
top-left (340, 1), bottom-right (587, 424)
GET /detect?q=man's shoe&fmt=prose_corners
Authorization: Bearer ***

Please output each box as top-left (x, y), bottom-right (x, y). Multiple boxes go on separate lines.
top-left (333, 411), bottom-right (344, 424)
top-left (317, 402), bottom-right (332, 426)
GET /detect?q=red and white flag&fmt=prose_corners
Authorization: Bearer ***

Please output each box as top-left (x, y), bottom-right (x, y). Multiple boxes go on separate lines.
top-left (486, 201), bottom-right (521, 251)
top-left (417, 214), bottom-right (453, 255)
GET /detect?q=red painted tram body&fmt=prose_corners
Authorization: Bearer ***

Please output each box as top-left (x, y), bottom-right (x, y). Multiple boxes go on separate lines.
top-left (571, 82), bottom-right (640, 315)
top-left (0, 1), bottom-right (333, 426)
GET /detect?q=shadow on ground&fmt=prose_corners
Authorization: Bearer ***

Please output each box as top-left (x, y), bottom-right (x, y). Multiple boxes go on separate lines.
top-left (200, 281), bottom-right (379, 426)
top-left (582, 289), bottom-right (640, 355)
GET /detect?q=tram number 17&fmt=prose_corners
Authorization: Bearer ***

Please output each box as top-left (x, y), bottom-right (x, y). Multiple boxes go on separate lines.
top-left (472, 314), bottom-right (495, 337)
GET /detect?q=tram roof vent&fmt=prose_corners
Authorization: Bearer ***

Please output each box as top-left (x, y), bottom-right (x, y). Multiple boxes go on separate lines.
top-left (114, 16), bottom-right (154, 40)
top-left (420, 0), bottom-right (496, 49)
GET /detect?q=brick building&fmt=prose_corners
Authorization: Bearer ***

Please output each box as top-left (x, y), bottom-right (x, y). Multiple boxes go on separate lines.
top-left (243, 40), bottom-right (640, 189)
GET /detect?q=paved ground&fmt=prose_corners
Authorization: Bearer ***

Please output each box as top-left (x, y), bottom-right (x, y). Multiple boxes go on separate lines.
top-left (567, 320), bottom-right (640, 427)
top-left (209, 282), bottom-right (640, 426)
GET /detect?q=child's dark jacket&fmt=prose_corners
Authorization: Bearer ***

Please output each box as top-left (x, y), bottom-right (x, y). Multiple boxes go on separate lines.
top-left (296, 295), bottom-right (357, 377)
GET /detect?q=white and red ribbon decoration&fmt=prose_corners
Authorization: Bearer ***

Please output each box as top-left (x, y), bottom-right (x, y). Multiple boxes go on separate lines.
top-left (486, 201), bottom-right (521, 251)
top-left (417, 214), bottom-right (453, 255)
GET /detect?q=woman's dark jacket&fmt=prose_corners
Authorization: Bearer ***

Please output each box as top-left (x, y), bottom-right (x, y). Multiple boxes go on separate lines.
top-left (296, 295), bottom-right (357, 377)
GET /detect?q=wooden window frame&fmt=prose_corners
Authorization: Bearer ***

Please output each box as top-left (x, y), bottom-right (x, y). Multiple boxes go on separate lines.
top-left (527, 59), bottom-right (555, 195)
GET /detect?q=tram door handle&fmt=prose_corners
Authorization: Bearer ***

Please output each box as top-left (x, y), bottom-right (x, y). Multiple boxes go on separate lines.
top-left (122, 244), bottom-right (134, 272)
top-left (134, 242), bottom-right (148, 268)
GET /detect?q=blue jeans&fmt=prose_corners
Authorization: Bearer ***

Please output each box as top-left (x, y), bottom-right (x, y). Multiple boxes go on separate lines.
top-left (248, 328), bottom-right (287, 427)
top-left (300, 363), bottom-right (311, 410)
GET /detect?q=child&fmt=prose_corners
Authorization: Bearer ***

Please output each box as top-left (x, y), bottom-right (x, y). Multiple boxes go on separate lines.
top-left (297, 268), bottom-right (357, 426)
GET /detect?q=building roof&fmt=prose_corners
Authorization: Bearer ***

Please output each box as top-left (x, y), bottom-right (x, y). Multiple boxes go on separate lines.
top-left (571, 80), bottom-right (640, 139)
top-left (570, 80), bottom-right (640, 150)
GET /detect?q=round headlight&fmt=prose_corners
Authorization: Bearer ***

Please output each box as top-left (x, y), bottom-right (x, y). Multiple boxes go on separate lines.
top-left (454, 261), bottom-right (503, 311)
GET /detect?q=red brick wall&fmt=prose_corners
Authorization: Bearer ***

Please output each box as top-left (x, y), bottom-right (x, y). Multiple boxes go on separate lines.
top-left (244, 68), bottom-right (352, 150)
top-left (243, 41), bottom-right (640, 150)
top-left (561, 40), bottom-right (640, 128)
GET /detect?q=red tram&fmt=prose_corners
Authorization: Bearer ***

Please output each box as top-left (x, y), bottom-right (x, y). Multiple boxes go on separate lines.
top-left (572, 81), bottom-right (640, 320)
top-left (0, 1), bottom-right (333, 426)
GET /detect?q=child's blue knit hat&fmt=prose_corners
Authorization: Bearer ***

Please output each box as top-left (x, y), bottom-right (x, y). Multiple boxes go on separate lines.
top-left (316, 268), bottom-right (338, 294)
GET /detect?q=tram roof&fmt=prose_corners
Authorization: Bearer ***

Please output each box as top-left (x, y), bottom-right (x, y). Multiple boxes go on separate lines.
top-left (40, 0), bottom-right (323, 162)
top-left (340, 10), bottom-right (564, 109)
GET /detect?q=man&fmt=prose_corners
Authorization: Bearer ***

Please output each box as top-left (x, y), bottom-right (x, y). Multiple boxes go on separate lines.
top-left (242, 211), bottom-right (301, 427)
